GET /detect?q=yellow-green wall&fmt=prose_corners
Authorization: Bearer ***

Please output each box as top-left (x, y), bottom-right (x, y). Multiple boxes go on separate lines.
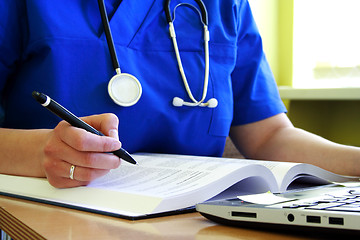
top-left (287, 101), bottom-right (360, 146)
top-left (249, 0), bottom-right (360, 147)
top-left (249, 0), bottom-right (293, 86)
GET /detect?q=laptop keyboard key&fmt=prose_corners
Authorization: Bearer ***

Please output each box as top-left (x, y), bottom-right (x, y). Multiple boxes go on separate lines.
top-left (305, 202), bottom-right (346, 210)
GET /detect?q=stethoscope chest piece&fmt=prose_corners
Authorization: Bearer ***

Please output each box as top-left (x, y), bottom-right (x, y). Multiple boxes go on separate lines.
top-left (108, 73), bottom-right (142, 107)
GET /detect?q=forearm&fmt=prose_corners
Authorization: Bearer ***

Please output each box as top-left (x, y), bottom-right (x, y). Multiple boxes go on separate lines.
top-left (0, 128), bottom-right (49, 177)
top-left (251, 127), bottom-right (360, 176)
top-left (230, 113), bottom-right (360, 176)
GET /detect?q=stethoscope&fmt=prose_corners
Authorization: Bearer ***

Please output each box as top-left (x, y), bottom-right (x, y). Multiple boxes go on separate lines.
top-left (98, 0), bottom-right (142, 107)
top-left (98, 0), bottom-right (218, 108)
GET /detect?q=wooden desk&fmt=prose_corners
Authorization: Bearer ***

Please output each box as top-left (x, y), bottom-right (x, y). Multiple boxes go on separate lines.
top-left (0, 195), bottom-right (319, 240)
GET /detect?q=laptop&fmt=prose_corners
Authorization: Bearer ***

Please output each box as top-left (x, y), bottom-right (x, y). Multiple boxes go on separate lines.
top-left (196, 183), bottom-right (360, 235)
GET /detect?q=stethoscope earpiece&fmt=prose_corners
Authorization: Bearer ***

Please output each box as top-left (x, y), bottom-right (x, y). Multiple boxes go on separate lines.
top-left (172, 97), bottom-right (184, 107)
top-left (173, 97), bottom-right (218, 108)
top-left (206, 98), bottom-right (218, 108)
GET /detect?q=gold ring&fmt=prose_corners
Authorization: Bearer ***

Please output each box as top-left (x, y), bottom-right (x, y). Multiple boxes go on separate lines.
top-left (69, 165), bottom-right (76, 180)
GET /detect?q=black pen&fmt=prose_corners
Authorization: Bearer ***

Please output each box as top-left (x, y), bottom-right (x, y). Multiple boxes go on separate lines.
top-left (32, 91), bottom-right (137, 165)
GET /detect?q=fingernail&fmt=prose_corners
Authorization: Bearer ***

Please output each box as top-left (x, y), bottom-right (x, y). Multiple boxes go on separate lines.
top-left (112, 138), bottom-right (121, 148)
top-left (109, 129), bottom-right (119, 140)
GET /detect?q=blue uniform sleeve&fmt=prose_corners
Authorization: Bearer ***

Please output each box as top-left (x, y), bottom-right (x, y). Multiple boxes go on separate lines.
top-left (231, 0), bottom-right (286, 126)
top-left (0, 1), bottom-right (26, 93)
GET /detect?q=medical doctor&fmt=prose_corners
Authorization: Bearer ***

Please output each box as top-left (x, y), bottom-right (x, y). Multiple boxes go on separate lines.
top-left (1, 0), bottom-right (360, 188)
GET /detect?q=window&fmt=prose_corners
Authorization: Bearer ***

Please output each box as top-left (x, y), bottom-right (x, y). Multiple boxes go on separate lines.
top-left (293, 0), bottom-right (360, 88)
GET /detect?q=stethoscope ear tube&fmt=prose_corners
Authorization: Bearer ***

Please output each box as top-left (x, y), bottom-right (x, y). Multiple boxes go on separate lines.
top-left (165, 0), bottom-right (217, 108)
top-left (165, 0), bottom-right (208, 25)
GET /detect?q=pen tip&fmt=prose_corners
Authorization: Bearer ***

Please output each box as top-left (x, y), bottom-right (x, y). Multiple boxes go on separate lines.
top-left (126, 156), bottom-right (138, 165)
top-left (122, 153), bottom-right (137, 165)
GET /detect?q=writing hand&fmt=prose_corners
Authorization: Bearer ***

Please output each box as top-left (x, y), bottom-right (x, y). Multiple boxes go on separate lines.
top-left (42, 113), bottom-right (121, 188)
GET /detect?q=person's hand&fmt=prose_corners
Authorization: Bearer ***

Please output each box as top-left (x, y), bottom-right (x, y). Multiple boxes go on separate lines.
top-left (42, 113), bottom-right (122, 188)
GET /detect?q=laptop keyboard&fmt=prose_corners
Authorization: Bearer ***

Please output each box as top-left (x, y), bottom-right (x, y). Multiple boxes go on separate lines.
top-left (282, 189), bottom-right (360, 212)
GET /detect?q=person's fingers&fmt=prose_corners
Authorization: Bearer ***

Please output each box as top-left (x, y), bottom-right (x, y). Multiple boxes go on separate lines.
top-left (81, 113), bottom-right (119, 138)
top-left (42, 113), bottom-right (123, 188)
top-left (108, 129), bottom-right (119, 141)
top-left (55, 120), bottom-right (121, 153)
top-left (66, 164), bottom-right (111, 182)
top-left (64, 147), bottom-right (121, 169)
top-left (44, 160), bottom-right (112, 188)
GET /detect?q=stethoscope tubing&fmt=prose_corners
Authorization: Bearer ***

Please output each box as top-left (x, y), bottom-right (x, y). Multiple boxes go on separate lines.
top-left (97, 0), bottom-right (121, 72)
top-left (98, 0), bottom-right (142, 107)
top-left (165, 0), bottom-right (216, 108)
top-left (97, 0), bottom-right (216, 108)
top-left (164, 0), bottom-right (208, 25)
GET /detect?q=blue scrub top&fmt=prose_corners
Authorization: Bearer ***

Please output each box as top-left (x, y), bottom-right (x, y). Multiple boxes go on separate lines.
top-left (0, 0), bottom-right (286, 156)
